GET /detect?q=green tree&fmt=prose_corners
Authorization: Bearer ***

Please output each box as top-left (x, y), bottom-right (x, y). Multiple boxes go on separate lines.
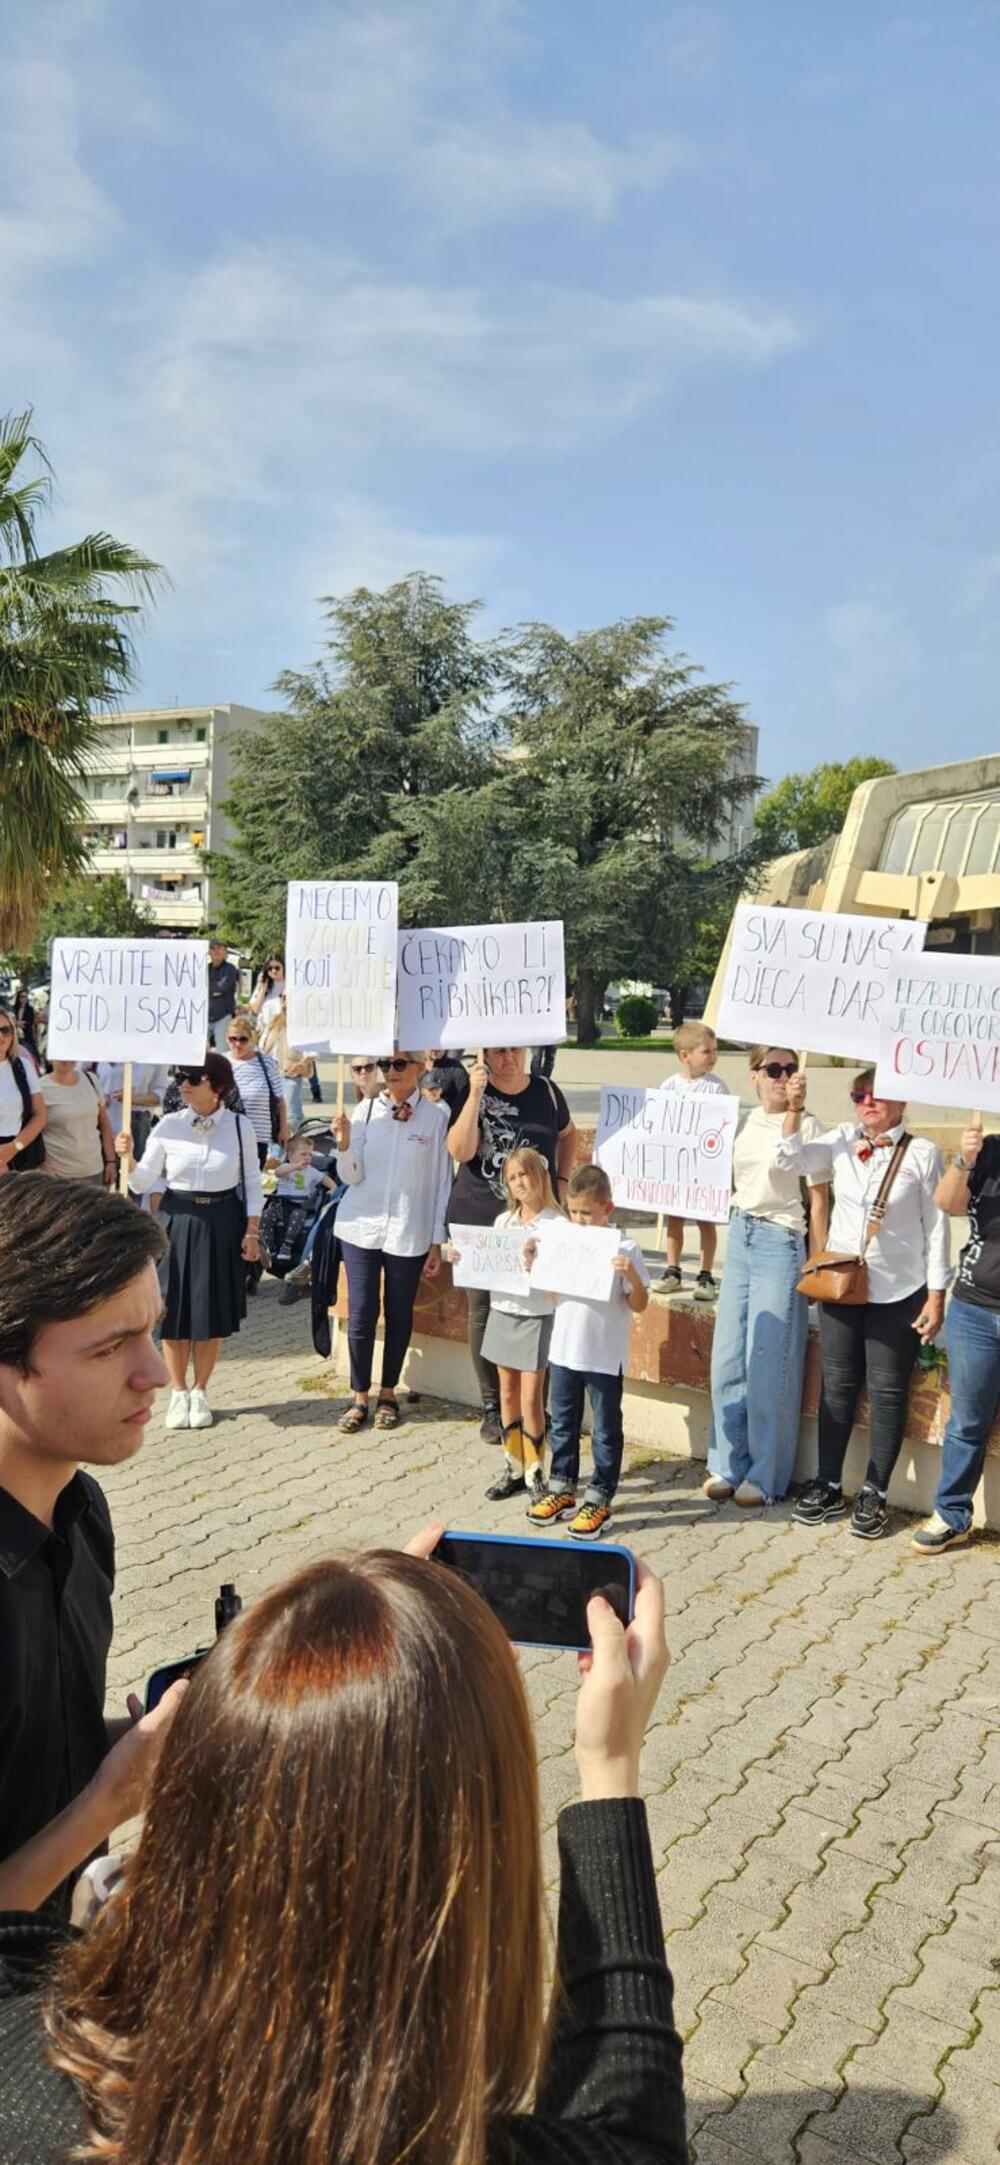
top-left (0, 410), bottom-right (164, 950)
top-left (753, 757), bottom-right (896, 857)
top-left (207, 574), bottom-right (500, 952)
top-left (11, 872), bottom-right (156, 980)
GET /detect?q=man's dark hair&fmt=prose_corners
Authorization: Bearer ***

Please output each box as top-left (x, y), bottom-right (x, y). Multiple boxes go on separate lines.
top-left (0, 1175), bottom-right (166, 1371)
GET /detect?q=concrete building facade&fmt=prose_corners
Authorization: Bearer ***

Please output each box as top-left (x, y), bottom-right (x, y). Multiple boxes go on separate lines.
top-left (79, 703), bottom-right (264, 932)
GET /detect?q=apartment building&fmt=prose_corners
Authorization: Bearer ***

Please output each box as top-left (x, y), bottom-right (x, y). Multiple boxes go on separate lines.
top-left (79, 704), bottom-right (265, 931)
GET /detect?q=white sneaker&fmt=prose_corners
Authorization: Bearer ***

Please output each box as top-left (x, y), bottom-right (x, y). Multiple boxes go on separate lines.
top-left (188, 1388), bottom-right (214, 1430)
top-left (165, 1390), bottom-right (190, 1431)
top-left (734, 1479), bottom-right (767, 1509)
top-left (703, 1474), bottom-right (734, 1500)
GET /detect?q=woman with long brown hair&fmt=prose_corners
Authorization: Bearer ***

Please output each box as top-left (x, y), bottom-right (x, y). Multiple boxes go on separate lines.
top-left (0, 1537), bottom-right (684, 2165)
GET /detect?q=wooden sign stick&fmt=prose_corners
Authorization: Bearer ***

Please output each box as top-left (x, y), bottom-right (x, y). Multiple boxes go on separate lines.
top-left (118, 1062), bottom-right (133, 1195)
top-left (336, 1055), bottom-right (346, 1117)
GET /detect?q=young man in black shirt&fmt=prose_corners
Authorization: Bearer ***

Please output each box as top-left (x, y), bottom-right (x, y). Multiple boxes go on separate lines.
top-left (0, 1177), bottom-right (187, 1914)
top-left (207, 938), bottom-right (241, 1048)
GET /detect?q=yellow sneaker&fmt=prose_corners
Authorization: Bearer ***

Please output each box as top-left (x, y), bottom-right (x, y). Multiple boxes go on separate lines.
top-left (568, 1498), bottom-right (612, 1541)
top-left (527, 1490), bottom-right (577, 1524)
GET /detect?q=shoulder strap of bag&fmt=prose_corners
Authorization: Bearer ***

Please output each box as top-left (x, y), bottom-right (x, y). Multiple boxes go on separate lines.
top-left (861, 1134), bottom-right (911, 1257)
top-left (234, 1111), bottom-right (249, 1207)
top-left (256, 1051), bottom-right (279, 1103)
top-left (10, 1056), bottom-right (32, 1127)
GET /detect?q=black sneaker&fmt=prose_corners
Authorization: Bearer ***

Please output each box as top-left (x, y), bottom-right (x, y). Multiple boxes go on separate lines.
top-left (486, 1464), bottom-right (526, 1501)
top-left (793, 1481), bottom-right (847, 1525)
top-left (479, 1403), bottom-right (502, 1445)
top-left (693, 1270), bottom-right (719, 1303)
top-left (851, 1483), bottom-right (890, 1540)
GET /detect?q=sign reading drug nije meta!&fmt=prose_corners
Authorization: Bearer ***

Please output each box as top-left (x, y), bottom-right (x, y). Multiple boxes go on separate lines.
top-left (595, 1086), bottom-right (738, 1224)
top-left (46, 939), bottom-right (209, 1064)
top-left (286, 881), bottom-right (398, 1055)
top-left (716, 905), bottom-right (927, 1060)
top-left (396, 921), bottom-right (565, 1051)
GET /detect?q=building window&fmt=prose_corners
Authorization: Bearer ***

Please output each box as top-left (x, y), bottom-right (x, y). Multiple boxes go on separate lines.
top-left (196, 727), bottom-right (207, 742)
top-left (157, 729), bottom-right (169, 743)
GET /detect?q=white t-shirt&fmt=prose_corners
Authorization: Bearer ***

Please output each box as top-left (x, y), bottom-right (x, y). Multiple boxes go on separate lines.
top-left (732, 1108), bottom-right (828, 1233)
top-left (550, 1237), bottom-right (650, 1378)
top-left (658, 1070), bottom-right (728, 1096)
top-left (274, 1163), bottom-right (324, 1203)
top-left (490, 1205), bottom-right (563, 1317)
top-left (0, 1048), bottom-right (38, 1134)
top-left (38, 1070), bottom-right (105, 1178)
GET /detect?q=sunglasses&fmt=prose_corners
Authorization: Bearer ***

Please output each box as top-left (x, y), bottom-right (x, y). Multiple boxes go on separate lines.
top-left (761, 1061), bottom-right (797, 1080)
top-left (228, 1034), bottom-right (251, 1044)
top-left (178, 1069), bottom-right (207, 1086)
top-left (0, 1025), bottom-right (13, 1039)
top-left (351, 1061), bottom-right (376, 1074)
top-left (851, 1089), bottom-right (882, 1105)
top-left (378, 1058), bottom-right (414, 1074)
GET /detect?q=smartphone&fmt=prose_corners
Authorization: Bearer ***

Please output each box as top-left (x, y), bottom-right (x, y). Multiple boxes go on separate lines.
top-left (434, 1530), bottom-right (636, 1652)
top-left (144, 1650), bottom-right (208, 1713)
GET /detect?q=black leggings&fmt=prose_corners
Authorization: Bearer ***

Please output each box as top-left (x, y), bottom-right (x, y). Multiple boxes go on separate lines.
top-left (817, 1288), bottom-right (924, 1492)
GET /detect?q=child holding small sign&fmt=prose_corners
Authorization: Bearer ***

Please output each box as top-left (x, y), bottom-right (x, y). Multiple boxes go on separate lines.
top-left (479, 1147), bottom-right (563, 1504)
top-left (656, 1022), bottom-right (728, 1301)
top-left (526, 1163), bottom-right (650, 1540)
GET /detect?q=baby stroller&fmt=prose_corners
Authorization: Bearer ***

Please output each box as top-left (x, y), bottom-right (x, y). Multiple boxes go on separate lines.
top-left (260, 1120), bottom-right (339, 1282)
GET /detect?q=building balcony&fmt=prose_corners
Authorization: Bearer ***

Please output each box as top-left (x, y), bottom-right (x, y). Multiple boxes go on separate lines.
top-left (143, 894), bottom-right (206, 928)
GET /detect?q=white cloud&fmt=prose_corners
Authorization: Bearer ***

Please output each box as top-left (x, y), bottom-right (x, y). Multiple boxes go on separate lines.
top-left (271, 0), bottom-right (691, 225)
top-left (826, 600), bottom-right (917, 709)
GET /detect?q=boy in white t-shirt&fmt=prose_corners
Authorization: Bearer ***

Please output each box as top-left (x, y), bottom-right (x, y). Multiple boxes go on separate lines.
top-left (525, 1163), bottom-right (650, 1541)
top-left (655, 1020), bottom-right (727, 1302)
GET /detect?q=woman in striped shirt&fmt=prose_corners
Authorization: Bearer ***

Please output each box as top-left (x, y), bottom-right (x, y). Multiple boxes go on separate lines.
top-left (225, 1012), bottom-right (288, 1162)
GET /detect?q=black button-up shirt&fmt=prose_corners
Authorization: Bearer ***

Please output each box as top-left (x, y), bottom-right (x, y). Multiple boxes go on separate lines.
top-left (208, 959), bottom-right (240, 1026)
top-left (0, 1473), bottom-right (114, 1907)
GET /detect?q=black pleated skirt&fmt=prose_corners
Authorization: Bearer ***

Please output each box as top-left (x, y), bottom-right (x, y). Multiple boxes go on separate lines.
top-left (158, 1190), bottom-right (247, 1340)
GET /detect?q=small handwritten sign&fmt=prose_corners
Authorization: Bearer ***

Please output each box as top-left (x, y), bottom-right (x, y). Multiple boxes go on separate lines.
top-left (47, 939), bottom-right (209, 1064)
top-left (529, 1222), bottom-right (620, 1302)
top-left (595, 1087), bottom-right (738, 1222)
top-left (286, 881), bottom-right (398, 1054)
top-left (874, 953), bottom-right (1000, 1111)
top-left (448, 1222), bottom-right (534, 1298)
top-left (716, 905), bottom-right (927, 1060)
top-left (397, 921), bottom-right (565, 1051)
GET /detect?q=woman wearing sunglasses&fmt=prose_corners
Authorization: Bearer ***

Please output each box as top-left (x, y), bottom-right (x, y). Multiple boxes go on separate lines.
top-left (330, 1053), bottom-right (451, 1431)
top-left (777, 1066), bottom-right (950, 1538)
top-left (249, 954), bottom-right (286, 1032)
top-left (224, 1012), bottom-right (289, 1162)
top-left (115, 1052), bottom-right (263, 1432)
top-left (705, 1047), bottom-right (831, 1506)
top-left (0, 1003), bottom-right (47, 1174)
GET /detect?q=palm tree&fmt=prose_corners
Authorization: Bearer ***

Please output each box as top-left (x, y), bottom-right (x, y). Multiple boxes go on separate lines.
top-left (0, 410), bottom-right (165, 950)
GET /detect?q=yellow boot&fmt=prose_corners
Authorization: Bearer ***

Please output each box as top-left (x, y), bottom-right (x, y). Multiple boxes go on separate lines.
top-left (486, 1420), bottom-right (525, 1501)
top-left (522, 1428), bottom-right (547, 1504)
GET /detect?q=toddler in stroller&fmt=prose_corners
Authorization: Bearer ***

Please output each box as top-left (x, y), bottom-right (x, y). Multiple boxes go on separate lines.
top-left (260, 1131), bottom-right (336, 1280)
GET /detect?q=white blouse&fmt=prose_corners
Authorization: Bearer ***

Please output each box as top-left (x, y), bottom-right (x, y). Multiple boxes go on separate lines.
top-left (775, 1120), bottom-right (951, 1303)
top-left (128, 1107), bottom-right (263, 1216)
top-left (336, 1091), bottom-right (452, 1256)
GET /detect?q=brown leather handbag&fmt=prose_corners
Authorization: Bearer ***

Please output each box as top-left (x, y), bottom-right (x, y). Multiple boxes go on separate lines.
top-left (795, 1135), bottom-right (911, 1305)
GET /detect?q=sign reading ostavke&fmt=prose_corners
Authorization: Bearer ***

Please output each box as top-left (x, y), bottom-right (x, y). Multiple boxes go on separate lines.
top-left (874, 953), bottom-right (1000, 1112)
top-left (286, 881), bottom-right (398, 1055)
top-left (716, 905), bottom-right (927, 1060)
top-left (397, 921), bottom-right (565, 1052)
top-left (596, 1086), bottom-right (738, 1224)
top-left (47, 939), bottom-right (209, 1064)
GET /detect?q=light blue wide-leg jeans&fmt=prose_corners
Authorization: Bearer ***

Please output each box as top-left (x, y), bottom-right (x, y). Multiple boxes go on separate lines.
top-left (708, 1210), bottom-right (809, 1499)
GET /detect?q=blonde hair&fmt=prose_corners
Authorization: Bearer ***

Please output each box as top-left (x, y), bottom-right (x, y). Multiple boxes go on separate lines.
top-left (227, 1011), bottom-right (260, 1047)
top-left (748, 1044), bottom-right (796, 1072)
top-left (503, 1145), bottom-right (559, 1216)
top-left (0, 1005), bottom-right (22, 1064)
top-left (674, 1021), bottom-right (717, 1056)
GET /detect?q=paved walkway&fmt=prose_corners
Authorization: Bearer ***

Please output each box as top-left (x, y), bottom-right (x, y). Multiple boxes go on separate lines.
top-left (104, 1283), bottom-right (1000, 2165)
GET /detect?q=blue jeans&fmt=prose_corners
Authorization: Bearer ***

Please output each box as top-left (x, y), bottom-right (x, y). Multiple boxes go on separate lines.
top-left (708, 1210), bottom-right (809, 1499)
top-left (548, 1364), bottom-right (624, 1504)
top-left (934, 1296), bottom-right (1000, 1531)
top-left (280, 1074), bottom-right (304, 1131)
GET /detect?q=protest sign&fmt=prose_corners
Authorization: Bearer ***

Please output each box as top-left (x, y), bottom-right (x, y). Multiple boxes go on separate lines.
top-left (448, 1222), bottom-right (534, 1299)
top-left (874, 953), bottom-right (1000, 1112)
top-left (47, 939), bottom-right (209, 1064)
top-left (285, 881), bottom-right (397, 1055)
top-left (529, 1222), bottom-right (620, 1302)
top-left (716, 905), bottom-right (927, 1060)
top-left (595, 1087), bottom-right (738, 1222)
top-left (397, 921), bottom-right (565, 1052)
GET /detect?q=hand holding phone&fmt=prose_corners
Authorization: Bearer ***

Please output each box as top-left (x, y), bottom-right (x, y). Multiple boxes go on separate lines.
top-left (574, 1559), bottom-right (669, 1801)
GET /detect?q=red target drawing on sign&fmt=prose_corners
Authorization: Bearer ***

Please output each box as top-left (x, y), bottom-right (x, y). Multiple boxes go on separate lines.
top-left (699, 1121), bottom-right (731, 1159)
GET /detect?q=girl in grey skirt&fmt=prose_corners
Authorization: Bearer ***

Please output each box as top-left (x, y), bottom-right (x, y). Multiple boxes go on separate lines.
top-left (480, 1147), bottom-right (563, 1506)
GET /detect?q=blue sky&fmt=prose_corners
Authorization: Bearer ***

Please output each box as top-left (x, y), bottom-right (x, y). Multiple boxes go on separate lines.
top-left (6, 0), bottom-right (1000, 789)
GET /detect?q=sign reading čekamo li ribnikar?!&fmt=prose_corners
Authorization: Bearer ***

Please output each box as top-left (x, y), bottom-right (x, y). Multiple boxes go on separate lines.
top-left (396, 921), bottom-right (565, 1051)
top-left (47, 939), bottom-right (209, 1064)
top-left (286, 881), bottom-right (398, 1055)
top-left (716, 905), bottom-right (927, 1060)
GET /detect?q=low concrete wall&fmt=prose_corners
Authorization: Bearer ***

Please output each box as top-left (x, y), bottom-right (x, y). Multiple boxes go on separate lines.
top-left (329, 1268), bottom-right (1000, 1529)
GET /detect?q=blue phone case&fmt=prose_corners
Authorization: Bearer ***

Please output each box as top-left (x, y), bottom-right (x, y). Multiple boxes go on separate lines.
top-left (438, 1529), bottom-right (637, 1652)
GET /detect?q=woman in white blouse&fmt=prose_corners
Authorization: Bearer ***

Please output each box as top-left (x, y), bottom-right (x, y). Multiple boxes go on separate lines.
top-left (331, 1053), bottom-right (451, 1433)
top-left (116, 1052), bottom-right (263, 1433)
top-left (0, 1004), bottom-right (46, 1173)
top-left (777, 1065), bottom-right (950, 1540)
